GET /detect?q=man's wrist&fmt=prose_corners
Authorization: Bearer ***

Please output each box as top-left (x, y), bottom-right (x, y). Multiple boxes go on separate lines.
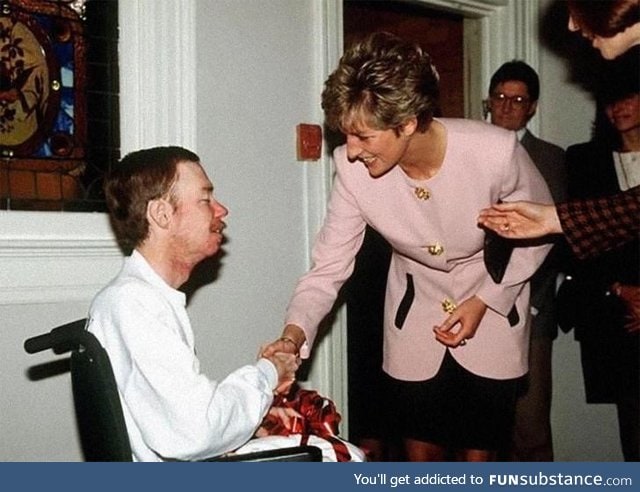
top-left (256, 357), bottom-right (279, 389)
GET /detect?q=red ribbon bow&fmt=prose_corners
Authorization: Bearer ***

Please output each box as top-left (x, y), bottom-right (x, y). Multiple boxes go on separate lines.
top-left (262, 387), bottom-right (352, 462)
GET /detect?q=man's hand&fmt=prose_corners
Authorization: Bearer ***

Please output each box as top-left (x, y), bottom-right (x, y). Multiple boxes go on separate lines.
top-left (266, 352), bottom-right (300, 395)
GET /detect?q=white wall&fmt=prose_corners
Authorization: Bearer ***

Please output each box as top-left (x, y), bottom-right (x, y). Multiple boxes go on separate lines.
top-left (1, 303), bottom-right (87, 461)
top-left (537, 0), bottom-right (594, 149)
top-left (0, 0), bottom-right (624, 461)
top-left (190, 0), bottom-right (324, 378)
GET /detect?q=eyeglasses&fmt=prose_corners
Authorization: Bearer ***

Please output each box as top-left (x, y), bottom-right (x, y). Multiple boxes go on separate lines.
top-left (489, 93), bottom-right (531, 108)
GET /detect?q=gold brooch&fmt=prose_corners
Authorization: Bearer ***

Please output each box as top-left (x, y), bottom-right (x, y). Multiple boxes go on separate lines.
top-left (427, 243), bottom-right (444, 256)
top-left (414, 187), bottom-right (430, 200)
top-left (441, 298), bottom-right (457, 314)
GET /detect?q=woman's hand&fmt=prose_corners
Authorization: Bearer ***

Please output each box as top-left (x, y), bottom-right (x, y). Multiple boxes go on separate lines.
top-left (477, 201), bottom-right (562, 239)
top-left (433, 296), bottom-right (487, 347)
top-left (260, 324), bottom-right (306, 358)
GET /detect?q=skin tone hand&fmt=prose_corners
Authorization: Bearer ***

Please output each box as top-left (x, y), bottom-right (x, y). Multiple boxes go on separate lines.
top-left (260, 324), bottom-right (306, 359)
top-left (265, 351), bottom-right (300, 395)
top-left (254, 406), bottom-right (303, 437)
top-left (612, 282), bottom-right (640, 333)
top-left (477, 201), bottom-right (562, 239)
top-left (433, 295), bottom-right (487, 348)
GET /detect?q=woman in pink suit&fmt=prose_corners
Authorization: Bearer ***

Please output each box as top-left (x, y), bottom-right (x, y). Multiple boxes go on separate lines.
top-left (264, 32), bottom-right (552, 461)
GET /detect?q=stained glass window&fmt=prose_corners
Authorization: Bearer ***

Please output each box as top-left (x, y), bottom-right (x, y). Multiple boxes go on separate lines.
top-left (0, 0), bottom-right (118, 211)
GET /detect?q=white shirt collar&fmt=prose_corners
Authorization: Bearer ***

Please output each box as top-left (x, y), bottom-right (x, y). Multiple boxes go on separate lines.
top-left (613, 151), bottom-right (640, 191)
top-left (128, 249), bottom-right (187, 307)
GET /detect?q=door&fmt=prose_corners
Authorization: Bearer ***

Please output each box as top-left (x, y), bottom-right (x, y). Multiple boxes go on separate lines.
top-left (344, 0), bottom-right (465, 117)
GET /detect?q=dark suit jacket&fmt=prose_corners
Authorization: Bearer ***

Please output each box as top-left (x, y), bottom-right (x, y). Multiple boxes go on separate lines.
top-left (521, 130), bottom-right (567, 339)
top-left (564, 141), bottom-right (639, 288)
top-left (521, 130), bottom-right (567, 204)
top-left (559, 140), bottom-right (639, 402)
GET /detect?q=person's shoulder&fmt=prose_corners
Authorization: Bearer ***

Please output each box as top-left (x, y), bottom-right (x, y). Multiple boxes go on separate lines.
top-left (441, 118), bottom-right (519, 163)
top-left (332, 143), bottom-right (348, 164)
top-left (526, 132), bottom-right (564, 155)
top-left (89, 276), bottom-right (174, 342)
top-left (440, 117), bottom-right (507, 134)
top-left (566, 141), bottom-right (590, 151)
top-left (91, 269), bottom-right (161, 313)
top-left (545, 141), bottom-right (565, 156)
top-left (565, 140), bottom-right (612, 177)
top-left (566, 140), bottom-right (602, 158)
top-left (441, 117), bottom-right (516, 145)
top-left (332, 144), bottom-right (367, 178)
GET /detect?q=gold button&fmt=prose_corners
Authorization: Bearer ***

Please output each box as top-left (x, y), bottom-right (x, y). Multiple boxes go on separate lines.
top-left (441, 298), bottom-right (457, 314)
top-left (414, 187), bottom-right (430, 200)
top-left (427, 243), bottom-right (444, 256)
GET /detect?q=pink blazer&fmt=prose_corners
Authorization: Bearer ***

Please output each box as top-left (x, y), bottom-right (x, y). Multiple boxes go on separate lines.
top-left (286, 118), bottom-right (553, 381)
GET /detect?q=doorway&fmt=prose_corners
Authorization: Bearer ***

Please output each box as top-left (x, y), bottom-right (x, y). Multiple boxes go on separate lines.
top-left (342, 0), bottom-right (465, 461)
top-left (344, 0), bottom-right (465, 117)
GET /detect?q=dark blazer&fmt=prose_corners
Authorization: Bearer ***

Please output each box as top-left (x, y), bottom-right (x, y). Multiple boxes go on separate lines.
top-left (564, 141), bottom-right (639, 288)
top-left (521, 130), bottom-right (567, 339)
top-left (559, 140), bottom-right (639, 403)
top-left (521, 130), bottom-right (567, 204)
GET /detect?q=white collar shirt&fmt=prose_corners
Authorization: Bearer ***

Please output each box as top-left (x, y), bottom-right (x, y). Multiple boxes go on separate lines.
top-left (88, 250), bottom-right (277, 461)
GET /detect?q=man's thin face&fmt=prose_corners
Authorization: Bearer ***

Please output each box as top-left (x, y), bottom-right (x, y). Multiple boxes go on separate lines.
top-left (169, 161), bottom-right (229, 263)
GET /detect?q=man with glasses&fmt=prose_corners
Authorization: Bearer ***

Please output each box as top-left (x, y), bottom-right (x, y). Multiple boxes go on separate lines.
top-left (485, 60), bottom-right (567, 462)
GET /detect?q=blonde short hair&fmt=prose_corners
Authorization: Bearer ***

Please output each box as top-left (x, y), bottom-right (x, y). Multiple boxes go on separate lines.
top-left (321, 32), bottom-right (440, 134)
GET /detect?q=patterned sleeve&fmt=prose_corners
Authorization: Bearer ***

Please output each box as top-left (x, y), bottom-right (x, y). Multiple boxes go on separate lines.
top-left (558, 185), bottom-right (640, 260)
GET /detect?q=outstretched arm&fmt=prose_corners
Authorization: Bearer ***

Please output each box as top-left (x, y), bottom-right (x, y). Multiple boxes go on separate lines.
top-left (477, 201), bottom-right (561, 239)
top-left (478, 187), bottom-right (640, 260)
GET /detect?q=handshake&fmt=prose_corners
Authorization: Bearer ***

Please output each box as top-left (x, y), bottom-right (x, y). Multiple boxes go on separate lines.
top-left (260, 326), bottom-right (306, 395)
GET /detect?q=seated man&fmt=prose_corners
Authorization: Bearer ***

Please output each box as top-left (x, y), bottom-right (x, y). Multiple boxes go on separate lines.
top-left (88, 146), bottom-right (298, 462)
